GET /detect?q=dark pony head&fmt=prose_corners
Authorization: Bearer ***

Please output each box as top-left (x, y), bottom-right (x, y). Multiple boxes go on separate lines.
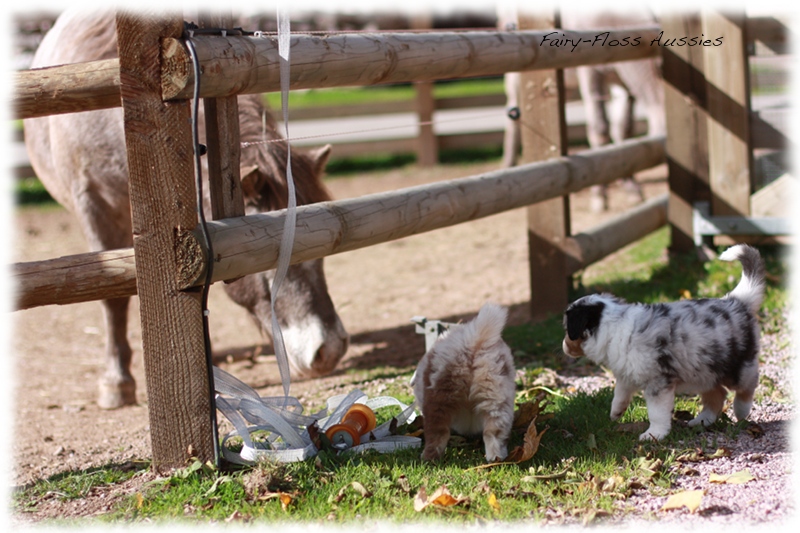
top-left (217, 93), bottom-right (349, 378)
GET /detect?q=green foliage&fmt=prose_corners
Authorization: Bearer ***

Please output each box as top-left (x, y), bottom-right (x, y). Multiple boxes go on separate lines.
top-left (265, 78), bottom-right (504, 110)
top-left (13, 205), bottom-right (791, 526)
top-left (15, 176), bottom-right (56, 205)
top-left (13, 462), bottom-right (146, 514)
top-left (325, 146), bottom-right (503, 176)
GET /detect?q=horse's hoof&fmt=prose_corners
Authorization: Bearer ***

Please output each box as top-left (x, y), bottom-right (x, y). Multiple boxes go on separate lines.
top-left (590, 195), bottom-right (608, 213)
top-left (98, 379), bottom-right (137, 409)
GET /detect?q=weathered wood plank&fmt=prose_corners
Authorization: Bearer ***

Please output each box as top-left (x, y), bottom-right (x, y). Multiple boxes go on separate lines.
top-left (565, 194), bottom-right (668, 273)
top-left (516, 11), bottom-right (571, 320)
top-left (12, 249), bottom-right (136, 309)
top-left (117, 11), bottom-right (215, 471)
top-left (14, 27), bottom-right (661, 120)
top-left (13, 58), bottom-right (121, 119)
top-left (662, 13), bottom-right (710, 253)
top-left (199, 13), bottom-right (245, 221)
top-left (186, 136), bottom-right (664, 289)
top-left (160, 28), bottom-right (662, 100)
top-left (415, 81), bottom-right (437, 166)
top-left (703, 11), bottom-right (752, 220)
top-left (12, 136), bottom-right (665, 310)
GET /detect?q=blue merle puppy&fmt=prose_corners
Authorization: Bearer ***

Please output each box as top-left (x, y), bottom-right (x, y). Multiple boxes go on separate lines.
top-left (561, 244), bottom-right (765, 441)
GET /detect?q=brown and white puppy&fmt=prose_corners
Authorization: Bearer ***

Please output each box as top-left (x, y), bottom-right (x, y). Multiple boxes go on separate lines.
top-left (412, 303), bottom-right (516, 461)
top-left (562, 244), bottom-right (765, 441)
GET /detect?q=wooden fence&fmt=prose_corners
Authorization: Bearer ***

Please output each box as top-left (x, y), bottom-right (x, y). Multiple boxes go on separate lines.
top-left (12, 10), bottom-right (787, 469)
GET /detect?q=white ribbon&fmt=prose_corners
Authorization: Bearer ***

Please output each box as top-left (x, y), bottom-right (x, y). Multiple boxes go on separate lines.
top-left (269, 6), bottom-right (296, 399)
top-left (214, 367), bottom-right (420, 464)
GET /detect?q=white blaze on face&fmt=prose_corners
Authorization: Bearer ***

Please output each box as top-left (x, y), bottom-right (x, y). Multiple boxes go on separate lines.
top-left (281, 314), bottom-right (327, 377)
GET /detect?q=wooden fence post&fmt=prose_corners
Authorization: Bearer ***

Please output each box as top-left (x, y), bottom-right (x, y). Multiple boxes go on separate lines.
top-left (518, 11), bottom-right (570, 320)
top-left (662, 13), bottom-right (710, 253)
top-left (199, 12), bottom-right (246, 220)
top-left (411, 14), bottom-right (438, 167)
top-left (415, 82), bottom-right (438, 167)
top-left (116, 11), bottom-right (216, 470)
top-left (702, 11), bottom-right (753, 237)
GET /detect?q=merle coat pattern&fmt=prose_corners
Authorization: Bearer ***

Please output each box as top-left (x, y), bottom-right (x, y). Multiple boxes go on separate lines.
top-left (562, 245), bottom-right (765, 441)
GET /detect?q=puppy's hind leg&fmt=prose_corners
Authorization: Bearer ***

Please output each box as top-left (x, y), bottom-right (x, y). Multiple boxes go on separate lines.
top-left (421, 402), bottom-right (453, 461)
top-left (611, 380), bottom-right (637, 421)
top-left (688, 384), bottom-right (726, 428)
top-left (640, 386), bottom-right (676, 441)
top-left (733, 361), bottom-right (759, 422)
top-left (479, 405), bottom-right (514, 463)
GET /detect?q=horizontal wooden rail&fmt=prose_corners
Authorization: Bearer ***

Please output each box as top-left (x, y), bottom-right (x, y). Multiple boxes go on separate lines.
top-left (13, 136), bottom-right (664, 310)
top-left (14, 27), bottom-right (661, 120)
top-left (13, 248), bottom-right (136, 310)
top-left (14, 58), bottom-right (121, 120)
top-left (163, 28), bottom-right (662, 99)
top-left (565, 193), bottom-right (668, 273)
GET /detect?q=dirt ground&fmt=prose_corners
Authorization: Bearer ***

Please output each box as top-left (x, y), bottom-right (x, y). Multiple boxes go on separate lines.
top-left (8, 160), bottom-right (795, 525)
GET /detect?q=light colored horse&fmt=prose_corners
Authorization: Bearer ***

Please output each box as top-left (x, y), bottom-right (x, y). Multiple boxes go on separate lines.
top-left (501, 9), bottom-right (665, 211)
top-left (23, 9), bottom-right (349, 409)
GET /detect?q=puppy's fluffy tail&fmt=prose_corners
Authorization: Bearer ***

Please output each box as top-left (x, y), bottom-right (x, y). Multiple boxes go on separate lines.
top-left (467, 302), bottom-right (509, 348)
top-left (719, 244), bottom-right (766, 313)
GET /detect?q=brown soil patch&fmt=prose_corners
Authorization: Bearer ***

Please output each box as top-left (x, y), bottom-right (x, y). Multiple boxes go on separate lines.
top-left (12, 160), bottom-right (680, 522)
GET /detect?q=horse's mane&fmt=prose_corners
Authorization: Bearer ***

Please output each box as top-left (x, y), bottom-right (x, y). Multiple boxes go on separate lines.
top-left (237, 93), bottom-right (333, 210)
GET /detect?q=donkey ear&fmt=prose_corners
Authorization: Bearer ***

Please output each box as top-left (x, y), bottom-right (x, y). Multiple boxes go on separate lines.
top-left (308, 144), bottom-right (332, 175)
top-left (240, 164), bottom-right (260, 197)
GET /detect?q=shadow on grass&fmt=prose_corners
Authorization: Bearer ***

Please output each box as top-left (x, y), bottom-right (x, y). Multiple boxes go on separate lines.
top-left (212, 242), bottom-right (788, 389)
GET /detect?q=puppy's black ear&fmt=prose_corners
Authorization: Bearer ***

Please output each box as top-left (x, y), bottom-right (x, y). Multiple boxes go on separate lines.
top-left (565, 302), bottom-right (605, 340)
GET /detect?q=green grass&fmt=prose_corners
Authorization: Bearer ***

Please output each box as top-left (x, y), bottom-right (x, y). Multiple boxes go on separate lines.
top-left (13, 229), bottom-right (791, 525)
top-left (264, 78), bottom-right (504, 109)
top-left (15, 143), bottom-right (505, 204)
top-left (15, 176), bottom-right (56, 205)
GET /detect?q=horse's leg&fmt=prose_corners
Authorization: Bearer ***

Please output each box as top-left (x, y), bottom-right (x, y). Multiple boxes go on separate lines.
top-left (70, 177), bottom-right (136, 408)
top-left (576, 66), bottom-right (612, 212)
top-left (610, 84), bottom-right (645, 203)
top-left (97, 297), bottom-right (135, 408)
top-left (615, 59), bottom-right (667, 204)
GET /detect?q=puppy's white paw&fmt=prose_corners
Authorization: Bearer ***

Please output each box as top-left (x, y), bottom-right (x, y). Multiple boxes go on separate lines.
top-left (687, 410), bottom-right (717, 428)
top-left (484, 437), bottom-right (508, 463)
top-left (485, 446), bottom-right (507, 463)
top-left (733, 398), bottom-right (753, 422)
top-left (638, 425), bottom-right (669, 441)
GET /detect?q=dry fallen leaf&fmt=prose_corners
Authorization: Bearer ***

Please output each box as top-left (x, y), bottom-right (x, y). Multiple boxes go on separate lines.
top-left (513, 396), bottom-right (548, 429)
top-left (488, 492), bottom-right (500, 512)
top-left (279, 493), bottom-right (293, 511)
top-left (256, 491), bottom-right (295, 512)
top-left (615, 422), bottom-right (649, 434)
top-left (661, 489), bottom-right (704, 513)
top-left (414, 485), bottom-right (469, 511)
top-left (506, 418), bottom-right (549, 463)
top-left (600, 474), bottom-right (625, 493)
top-left (413, 486), bottom-right (429, 512)
top-left (745, 422), bottom-right (765, 438)
top-left (709, 447), bottom-right (732, 459)
top-left (709, 470), bottom-right (755, 485)
top-left (333, 481), bottom-right (372, 503)
top-left (430, 485), bottom-right (467, 506)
